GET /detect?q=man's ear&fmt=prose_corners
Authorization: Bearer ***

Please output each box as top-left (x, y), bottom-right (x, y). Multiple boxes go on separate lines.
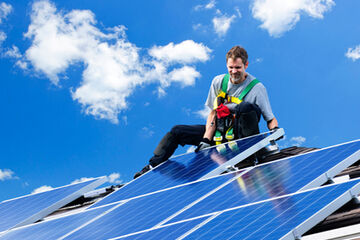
top-left (244, 61), bottom-right (249, 69)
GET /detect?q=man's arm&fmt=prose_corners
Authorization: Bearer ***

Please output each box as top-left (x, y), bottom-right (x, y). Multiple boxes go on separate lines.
top-left (267, 117), bottom-right (278, 130)
top-left (203, 110), bottom-right (216, 140)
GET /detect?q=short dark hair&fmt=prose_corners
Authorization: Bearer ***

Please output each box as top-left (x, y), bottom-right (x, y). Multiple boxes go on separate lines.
top-left (226, 46), bottom-right (248, 64)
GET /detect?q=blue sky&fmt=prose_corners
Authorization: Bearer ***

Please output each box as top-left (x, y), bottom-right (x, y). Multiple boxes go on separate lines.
top-left (0, 0), bottom-right (359, 201)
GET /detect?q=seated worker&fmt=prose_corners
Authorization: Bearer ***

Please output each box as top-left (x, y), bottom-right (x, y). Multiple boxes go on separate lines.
top-left (134, 46), bottom-right (278, 179)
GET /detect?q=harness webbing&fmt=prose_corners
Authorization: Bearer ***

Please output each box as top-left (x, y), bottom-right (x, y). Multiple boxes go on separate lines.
top-left (213, 74), bottom-right (260, 144)
top-left (214, 74), bottom-right (260, 109)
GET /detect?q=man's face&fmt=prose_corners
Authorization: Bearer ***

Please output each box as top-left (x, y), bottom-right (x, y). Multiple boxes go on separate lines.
top-left (226, 57), bottom-right (248, 84)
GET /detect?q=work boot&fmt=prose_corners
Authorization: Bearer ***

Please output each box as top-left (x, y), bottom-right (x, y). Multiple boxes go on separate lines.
top-left (133, 165), bottom-right (152, 179)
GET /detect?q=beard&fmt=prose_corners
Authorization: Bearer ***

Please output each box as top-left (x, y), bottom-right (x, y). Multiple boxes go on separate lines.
top-left (231, 71), bottom-right (245, 84)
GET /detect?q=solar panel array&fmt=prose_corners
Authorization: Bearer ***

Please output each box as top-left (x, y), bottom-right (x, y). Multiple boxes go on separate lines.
top-left (1, 130), bottom-right (360, 240)
top-left (0, 177), bottom-right (105, 234)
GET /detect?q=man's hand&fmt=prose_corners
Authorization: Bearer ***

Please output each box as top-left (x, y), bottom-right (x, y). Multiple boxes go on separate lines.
top-left (195, 138), bottom-right (211, 152)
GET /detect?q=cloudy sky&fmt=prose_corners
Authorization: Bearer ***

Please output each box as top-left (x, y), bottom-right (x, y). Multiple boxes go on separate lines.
top-left (1, 0), bottom-right (359, 201)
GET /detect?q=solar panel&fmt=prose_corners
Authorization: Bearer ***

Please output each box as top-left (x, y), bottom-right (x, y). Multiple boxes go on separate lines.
top-left (90, 129), bottom-right (284, 208)
top-left (110, 216), bottom-right (209, 240)
top-left (57, 172), bottom-right (239, 239)
top-left (0, 177), bottom-right (106, 233)
top-left (1, 136), bottom-right (359, 239)
top-left (76, 179), bottom-right (360, 240)
top-left (180, 179), bottom-right (360, 240)
top-left (167, 139), bottom-right (360, 223)
top-left (0, 204), bottom-right (114, 240)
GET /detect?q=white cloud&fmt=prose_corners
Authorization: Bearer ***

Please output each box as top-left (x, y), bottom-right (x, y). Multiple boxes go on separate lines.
top-left (107, 172), bottom-right (122, 184)
top-left (148, 40), bottom-right (211, 64)
top-left (0, 2), bottom-right (12, 24)
top-left (71, 177), bottom-right (95, 184)
top-left (0, 169), bottom-right (15, 181)
top-left (168, 66), bottom-right (200, 87)
top-left (346, 45), bottom-right (360, 61)
top-left (197, 105), bottom-right (211, 120)
top-left (194, 0), bottom-right (216, 11)
top-left (251, 0), bottom-right (335, 37)
top-left (72, 173), bottom-right (122, 185)
top-left (290, 136), bottom-right (306, 146)
top-left (2, 45), bottom-right (29, 69)
top-left (20, 0), bottom-right (211, 124)
top-left (212, 14), bottom-right (236, 37)
top-left (141, 126), bottom-right (155, 138)
top-left (0, 30), bottom-right (5, 44)
top-left (4, 45), bottom-right (22, 58)
top-left (235, 7), bottom-right (242, 18)
top-left (278, 135), bottom-right (306, 148)
top-left (0, 2), bottom-right (12, 47)
top-left (32, 185), bottom-right (54, 194)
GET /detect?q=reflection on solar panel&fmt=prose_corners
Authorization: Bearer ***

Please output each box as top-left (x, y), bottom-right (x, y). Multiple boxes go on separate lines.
top-left (0, 177), bottom-right (105, 233)
top-left (169, 140), bottom-right (360, 222)
top-left (90, 129), bottom-right (284, 208)
top-left (181, 179), bottom-right (360, 240)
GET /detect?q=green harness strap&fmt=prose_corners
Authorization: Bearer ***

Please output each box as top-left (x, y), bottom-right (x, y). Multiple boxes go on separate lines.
top-left (214, 74), bottom-right (260, 144)
top-left (221, 74), bottom-right (260, 101)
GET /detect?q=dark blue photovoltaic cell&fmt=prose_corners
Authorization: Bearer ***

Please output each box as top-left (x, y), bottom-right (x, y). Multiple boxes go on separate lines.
top-left (63, 173), bottom-right (235, 240)
top-left (170, 140), bottom-right (360, 222)
top-left (0, 205), bottom-right (113, 240)
top-left (186, 180), bottom-right (360, 240)
top-left (90, 132), bottom-right (272, 208)
top-left (0, 178), bottom-right (101, 232)
top-left (113, 217), bottom-right (207, 240)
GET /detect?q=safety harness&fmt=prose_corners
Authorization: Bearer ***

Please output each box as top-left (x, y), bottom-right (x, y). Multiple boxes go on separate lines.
top-left (213, 74), bottom-right (260, 145)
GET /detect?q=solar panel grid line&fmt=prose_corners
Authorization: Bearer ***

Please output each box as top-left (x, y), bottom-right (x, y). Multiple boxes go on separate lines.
top-left (243, 181), bottom-right (360, 240)
top-left (60, 173), bottom-right (241, 239)
top-left (89, 166), bottom-right (250, 209)
top-left (176, 213), bottom-right (221, 240)
top-left (248, 138), bottom-right (360, 176)
top-left (200, 128), bottom-right (284, 180)
top-left (154, 168), bottom-right (253, 228)
top-left (109, 216), bottom-right (211, 240)
top-left (57, 200), bottom-right (128, 240)
top-left (182, 183), bottom-right (321, 240)
top-left (181, 180), bottom-right (360, 240)
top-left (0, 177), bottom-right (107, 234)
top-left (0, 204), bottom-right (116, 240)
top-left (12, 177), bottom-right (107, 229)
top-left (0, 177), bottom-right (104, 204)
top-left (178, 178), bottom-right (360, 231)
top-left (168, 141), bottom-right (360, 224)
top-left (89, 131), bottom-right (280, 208)
top-left (280, 180), bottom-right (360, 240)
top-left (275, 142), bottom-right (359, 193)
top-left (107, 215), bottom-right (214, 240)
top-left (300, 149), bottom-right (360, 191)
top-left (242, 181), bottom-right (358, 240)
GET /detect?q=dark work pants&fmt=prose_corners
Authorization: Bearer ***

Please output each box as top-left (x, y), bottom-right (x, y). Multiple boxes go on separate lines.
top-left (149, 102), bottom-right (261, 167)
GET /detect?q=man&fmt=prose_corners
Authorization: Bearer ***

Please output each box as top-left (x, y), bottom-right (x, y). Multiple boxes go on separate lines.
top-left (134, 46), bottom-right (278, 179)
